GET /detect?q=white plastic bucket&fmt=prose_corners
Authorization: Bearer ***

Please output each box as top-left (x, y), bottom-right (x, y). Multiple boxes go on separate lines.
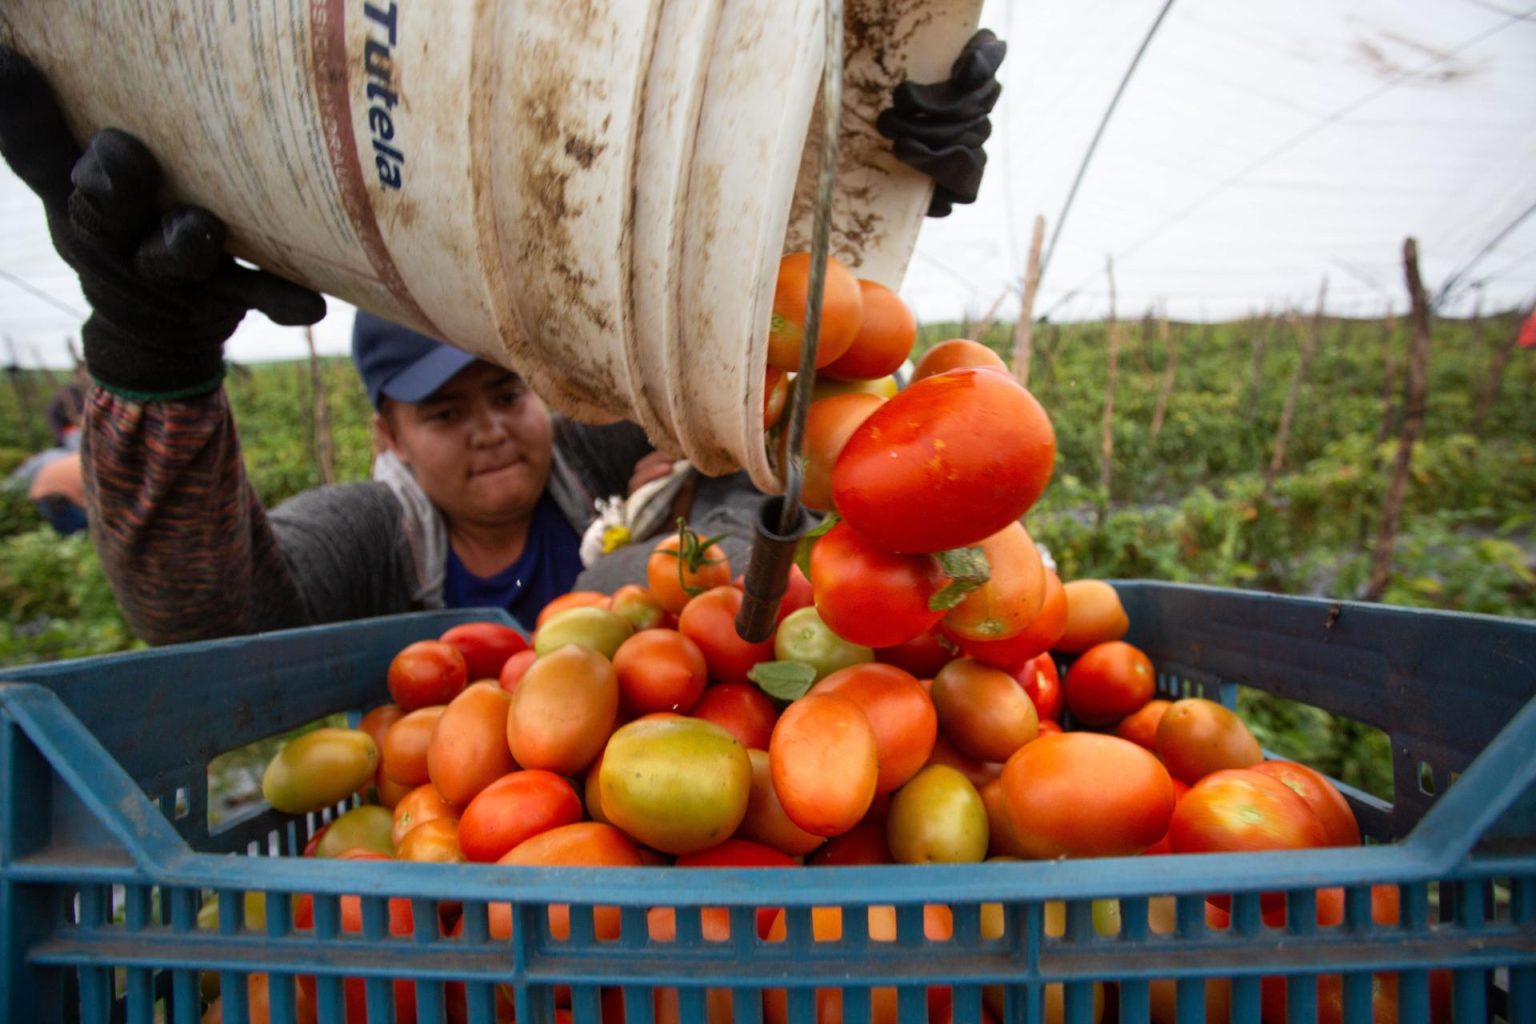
top-left (1, 0), bottom-right (982, 490)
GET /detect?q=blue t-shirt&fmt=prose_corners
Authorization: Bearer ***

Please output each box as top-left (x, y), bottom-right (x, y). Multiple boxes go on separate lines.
top-left (441, 492), bottom-right (585, 631)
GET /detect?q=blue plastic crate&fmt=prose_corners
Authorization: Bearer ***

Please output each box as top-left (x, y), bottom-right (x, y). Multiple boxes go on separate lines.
top-left (2, 583), bottom-right (1534, 1024)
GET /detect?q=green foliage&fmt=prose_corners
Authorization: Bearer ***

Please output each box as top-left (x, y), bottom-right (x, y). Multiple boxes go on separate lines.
top-left (0, 527), bottom-right (139, 665)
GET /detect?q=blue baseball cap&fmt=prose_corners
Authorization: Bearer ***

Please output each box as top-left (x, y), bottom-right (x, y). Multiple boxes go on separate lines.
top-left (351, 310), bottom-right (479, 409)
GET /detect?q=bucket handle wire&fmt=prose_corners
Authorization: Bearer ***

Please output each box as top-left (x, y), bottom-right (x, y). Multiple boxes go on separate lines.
top-left (735, 0), bottom-right (845, 643)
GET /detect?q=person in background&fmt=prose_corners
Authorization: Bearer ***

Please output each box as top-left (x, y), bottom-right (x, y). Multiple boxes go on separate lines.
top-left (0, 31), bottom-right (1003, 642)
top-left (4, 377), bottom-right (89, 535)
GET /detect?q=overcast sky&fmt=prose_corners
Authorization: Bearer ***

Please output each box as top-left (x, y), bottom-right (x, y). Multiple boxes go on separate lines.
top-left (2, 0), bottom-right (1533, 369)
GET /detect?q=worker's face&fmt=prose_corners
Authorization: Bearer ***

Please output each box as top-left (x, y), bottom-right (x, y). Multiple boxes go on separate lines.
top-left (376, 361), bottom-right (554, 527)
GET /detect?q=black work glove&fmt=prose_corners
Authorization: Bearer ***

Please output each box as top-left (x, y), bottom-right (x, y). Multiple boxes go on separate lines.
top-left (876, 29), bottom-right (1007, 218)
top-left (0, 46), bottom-right (326, 400)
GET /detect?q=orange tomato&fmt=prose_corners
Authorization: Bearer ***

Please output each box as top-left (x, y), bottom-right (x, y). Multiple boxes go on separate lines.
top-left (1063, 640), bottom-right (1155, 728)
top-left (395, 816), bottom-right (464, 863)
top-left (931, 658), bottom-right (1039, 763)
top-left (611, 628), bottom-right (709, 716)
top-left (647, 530), bottom-right (733, 616)
top-left (810, 662), bottom-right (938, 797)
top-left (821, 278), bottom-right (917, 381)
top-left (497, 822), bottom-right (643, 942)
top-left (767, 251), bottom-right (864, 372)
top-left (379, 705), bottom-right (447, 788)
top-left (940, 521), bottom-right (1048, 642)
top-left (769, 693), bottom-right (879, 837)
top-left (736, 748), bottom-right (825, 857)
top-left (391, 783), bottom-right (459, 848)
top-left (909, 338), bottom-right (1008, 383)
top-left (1001, 732), bottom-right (1177, 859)
top-left (1115, 698), bottom-right (1171, 751)
top-left (427, 681), bottom-right (515, 806)
top-left (1155, 697), bottom-right (1263, 784)
top-left (980, 775), bottom-right (1029, 858)
top-left (358, 702), bottom-right (405, 804)
top-left (1250, 759), bottom-right (1362, 847)
top-left (763, 366), bottom-right (790, 430)
top-left (458, 769), bottom-right (583, 863)
top-left (505, 645), bottom-right (618, 776)
top-left (535, 590), bottom-right (610, 630)
top-left (794, 392), bottom-right (884, 512)
top-left (956, 569), bottom-right (1068, 671)
top-left (1055, 579), bottom-right (1130, 653)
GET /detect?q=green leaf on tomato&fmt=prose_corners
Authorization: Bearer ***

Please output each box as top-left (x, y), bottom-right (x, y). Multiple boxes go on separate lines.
top-left (748, 660), bottom-right (819, 701)
top-left (929, 545), bottom-right (992, 612)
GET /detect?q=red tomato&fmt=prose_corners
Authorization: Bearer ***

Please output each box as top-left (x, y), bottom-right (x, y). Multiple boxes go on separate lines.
top-left (874, 626), bottom-right (956, 679)
top-left (809, 520), bottom-right (947, 649)
top-left (1000, 732), bottom-right (1176, 859)
top-left (1063, 640), bottom-right (1155, 727)
top-left (1168, 768), bottom-right (1329, 856)
top-left (611, 628), bottom-right (709, 716)
top-left (386, 640), bottom-right (468, 713)
top-left (457, 769), bottom-right (584, 863)
top-left (496, 649), bottom-right (537, 694)
top-left (677, 586), bottom-right (776, 684)
top-left (1250, 759), bottom-right (1362, 848)
top-left (690, 681), bottom-right (779, 750)
top-left (806, 817), bottom-right (893, 866)
top-left (437, 621), bottom-right (528, 682)
top-left (1012, 654), bottom-right (1061, 721)
top-left (831, 367), bottom-right (1056, 553)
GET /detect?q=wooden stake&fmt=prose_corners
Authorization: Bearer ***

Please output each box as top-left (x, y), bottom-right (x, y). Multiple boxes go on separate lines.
top-left (1366, 239), bottom-right (1432, 601)
top-left (1374, 308), bottom-right (1400, 447)
top-left (1149, 309), bottom-right (1178, 441)
top-left (305, 326), bottom-right (337, 487)
top-left (1099, 255), bottom-right (1120, 527)
top-left (1471, 303), bottom-right (1529, 436)
top-left (1265, 278), bottom-right (1327, 488)
top-left (1243, 311), bottom-right (1272, 413)
top-left (1011, 215), bottom-right (1046, 388)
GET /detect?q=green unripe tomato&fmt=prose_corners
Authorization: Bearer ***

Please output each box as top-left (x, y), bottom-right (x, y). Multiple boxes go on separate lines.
top-left (773, 606), bottom-right (874, 682)
top-left (885, 763), bottom-right (988, 864)
top-left (313, 803), bottom-right (395, 858)
top-left (261, 727), bottom-right (378, 815)
top-left (598, 716), bottom-right (752, 855)
top-left (534, 607), bottom-right (634, 660)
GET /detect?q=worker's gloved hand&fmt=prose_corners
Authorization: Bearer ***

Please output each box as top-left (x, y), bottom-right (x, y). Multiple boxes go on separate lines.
top-left (0, 45), bottom-right (325, 400)
top-left (877, 29), bottom-right (1007, 218)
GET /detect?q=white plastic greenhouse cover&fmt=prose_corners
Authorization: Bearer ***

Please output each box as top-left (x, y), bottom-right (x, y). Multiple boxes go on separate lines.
top-left (1, 0), bottom-right (1533, 369)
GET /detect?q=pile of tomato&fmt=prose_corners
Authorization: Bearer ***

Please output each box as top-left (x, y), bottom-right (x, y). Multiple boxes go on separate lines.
top-left (218, 253), bottom-right (1440, 1023)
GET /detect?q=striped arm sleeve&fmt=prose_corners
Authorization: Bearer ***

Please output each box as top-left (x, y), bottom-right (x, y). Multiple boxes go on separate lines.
top-left (81, 386), bottom-right (308, 645)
